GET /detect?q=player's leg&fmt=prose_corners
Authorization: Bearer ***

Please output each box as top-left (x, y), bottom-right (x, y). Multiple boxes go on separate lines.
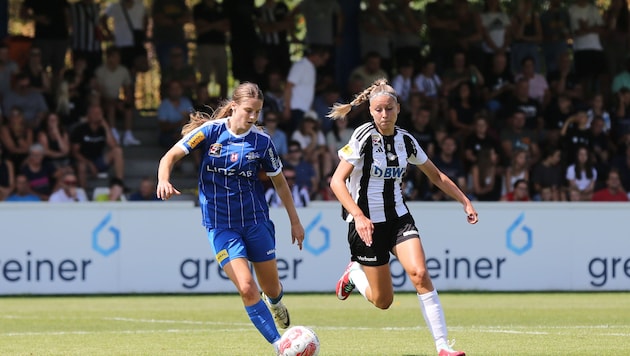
top-left (361, 264), bottom-right (394, 309)
top-left (394, 236), bottom-right (464, 356)
top-left (208, 227), bottom-right (281, 347)
top-left (246, 221), bottom-right (290, 329)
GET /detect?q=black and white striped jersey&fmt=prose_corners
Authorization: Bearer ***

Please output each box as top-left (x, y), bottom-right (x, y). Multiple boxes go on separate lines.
top-left (338, 122), bottom-right (428, 223)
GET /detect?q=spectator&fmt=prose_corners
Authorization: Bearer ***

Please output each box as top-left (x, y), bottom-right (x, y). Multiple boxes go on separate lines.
top-left (610, 144), bottom-right (630, 193)
top-left (94, 46), bottom-right (140, 146)
top-left (470, 147), bottom-right (502, 201)
top-left (530, 146), bottom-right (564, 201)
top-left (151, 0), bottom-right (190, 70)
top-left (192, 81), bottom-right (219, 115)
top-left (265, 167), bottom-right (310, 208)
top-left (425, 0), bottom-right (459, 74)
top-left (453, 0), bottom-right (485, 72)
top-left (282, 45), bottom-right (330, 134)
top-left (592, 168), bottom-right (629, 201)
top-left (503, 148), bottom-right (530, 195)
top-left (442, 50), bottom-right (485, 99)
top-left (463, 115), bottom-right (502, 170)
top-left (546, 51), bottom-right (583, 101)
top-left (479, 0), bottom-right (511, 74)
top-left (613, 87), bottom-right (630, 143)
top-left (128, 177), bottom-right (160, 201)
top-left (403, 101), bottom-right (438, 159)
top-left (19, 0), bottom-right (70, 78)
top-left (313, 84), bottom-right (343, 133)
top-left (414, 59), bottom-right (444, 120)
top-left (255, 0), bottom-right (293, 77)
top-left (568, 0), bottom-right (607, 96)
top-left (590, 116), bottom-right (615, 178)
top-left (283, 140), bottom-right (317, 198)
top-left (431, 136), bottom-right (468, 201)
top-left (586, 93), bottom-right (612, 132)
top-left (500, 178), bottom-right (530, 201)
top-left (101, 0), bottom-right (148, 73)
top-left (481, 50), bottom-right (514, 117)
top-left (358, 0), bottom-right (395, 74)
top-left (389, 0), bottom-right (423, 69)
top-left (262, 69), bottom-right (286, 115)
top-left (391, 59), bottom-right (415, 113)
top-left (70, 105), bottom-right (125, 189)
top-left (560, 111), bottom-right (593, 165)
top-left (262, 110), bottom-right (288, 160)
top-left (0, 107), bottom-right (34, 169)
top-left (20, 143), bottom-right (56, 201)
top-left (49, 171), bottom-right (89, 202)
top-left (349, 51), bottom-right (389, 92)
top-left (5, 173), bottom-right (41, 202)
top-left (325, 114), bottom-right (353, 167)
top-left (514, 56), bottom-right (550, 107)
top-left (611, 58), bottom-right (630, 94)
top-left (602, 0), bottom-right (630, 79)
top-left (192, 0), bottom-right (230, 99)
top-left (540, 0), bottom-right (571, 74)
top-left (0, 43), bottom-right (19, 101)
top-left (22, 47), bottom-right (52, 101)
top-left (2, 73), bottom-right (48, 130)
top-left (93, 177), bottom-right (127, 201)
top-left (500, 109), bottom-right (540, 164)
top-left (223, 0), bottom-right (260, 82)
top-left (290, 111), bottom-right (332, 185)
top-left (160, 46), bottom-right (197, 100)
top-left (501, 78), bottom-right (543, 132)
top-left (314, 172), bottom-right (338, 201)
top-left (0, 144), bottom-right (15, 201)
top-left (69, 0), bottom-right (104, 77)
top-left (447, 81), bottom-right (481, 140)
top-left (566, 145), bottom-right (598, 201)
top-left (157, 80), bottom-right (194, 149)
top-left (542, 94), bottom-right (574, 148)
top-left (509, 0), bottom-right (543, 74)
top-left (37, 112), bottom-right (71, 170)
top-left (56, 57), bottom-right (92, 127)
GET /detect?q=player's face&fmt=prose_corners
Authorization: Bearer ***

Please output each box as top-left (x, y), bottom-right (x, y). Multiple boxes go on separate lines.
top-left (230, 98), bottom-right (263, 134)
top-left (369, 95), bottom-right (399, 136)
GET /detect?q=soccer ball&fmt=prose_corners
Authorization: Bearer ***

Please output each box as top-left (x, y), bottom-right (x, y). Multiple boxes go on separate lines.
top-left (277, 325), bottom-right (320, 356)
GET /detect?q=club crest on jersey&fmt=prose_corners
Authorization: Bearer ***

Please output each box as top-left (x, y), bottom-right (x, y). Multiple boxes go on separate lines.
top-left (208, 143), bottom-right (222, 157)
top-left (230, 153), bottom-right (239, 162)
top-left (371, 134), bottom-right (381, 146)
top-left (246, 151), bottom-right (260, 161)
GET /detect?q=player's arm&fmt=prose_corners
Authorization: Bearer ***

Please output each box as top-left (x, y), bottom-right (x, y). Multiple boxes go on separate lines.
top-left (417, 159), bottom-right (478, 224)
top-left (269, 172), bottom-right (305, 249)
top-left (156, 146), bottom-right (186, 200)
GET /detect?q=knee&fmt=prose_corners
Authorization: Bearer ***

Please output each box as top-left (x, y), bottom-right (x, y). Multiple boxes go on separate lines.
top-left (406, 266), bottom-right (431, 287)
top-left (372, 295), bottom-right (394, 310)
top-left (236, 280), bottom-right (259, 302)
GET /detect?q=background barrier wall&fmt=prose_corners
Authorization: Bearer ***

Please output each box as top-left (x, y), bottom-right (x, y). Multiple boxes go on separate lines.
top-left (0, 202), bottom-right (628, 295)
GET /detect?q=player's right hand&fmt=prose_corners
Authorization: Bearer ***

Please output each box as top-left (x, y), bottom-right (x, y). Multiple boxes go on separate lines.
top-left (156, 181), bottom-right (181, 200)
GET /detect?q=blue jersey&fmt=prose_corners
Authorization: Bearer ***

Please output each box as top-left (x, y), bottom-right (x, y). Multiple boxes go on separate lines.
top-left (177, 118), bottom-right (283, 229)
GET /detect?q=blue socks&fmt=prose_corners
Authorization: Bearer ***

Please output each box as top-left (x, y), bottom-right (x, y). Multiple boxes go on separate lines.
top-left (245, 299), bottom-right (280, 343)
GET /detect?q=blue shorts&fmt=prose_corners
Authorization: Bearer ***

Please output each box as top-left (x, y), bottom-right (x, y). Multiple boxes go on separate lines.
top-left (207, 221), bottom-right (276, 268)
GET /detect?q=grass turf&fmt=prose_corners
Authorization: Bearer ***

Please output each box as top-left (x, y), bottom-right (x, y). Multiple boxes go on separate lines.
top-left (1, 292), bottom-right (629, 355)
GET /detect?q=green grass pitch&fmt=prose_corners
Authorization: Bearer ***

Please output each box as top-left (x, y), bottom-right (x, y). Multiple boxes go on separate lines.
top-left (1, 292), bottom-right (629, 355)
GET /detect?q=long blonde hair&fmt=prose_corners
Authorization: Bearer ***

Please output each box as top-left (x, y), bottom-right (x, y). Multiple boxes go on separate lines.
top-left (326, 78), bottom-right (397, 120)
top-left (181, 82), bottom-right (264, 136)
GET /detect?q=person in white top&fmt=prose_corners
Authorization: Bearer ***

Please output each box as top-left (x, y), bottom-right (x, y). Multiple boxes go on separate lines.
top-left (49, 172), bottom-right (89, 202)
top-left (568, 0), bottom-right (607, 94)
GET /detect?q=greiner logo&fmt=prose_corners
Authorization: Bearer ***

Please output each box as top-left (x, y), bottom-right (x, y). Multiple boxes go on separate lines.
top-left (0, 251), bottom-right (92, 282)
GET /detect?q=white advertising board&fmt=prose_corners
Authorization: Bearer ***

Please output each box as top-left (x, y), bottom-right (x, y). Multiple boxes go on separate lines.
top-left (0, 202), bottom-right (628, 295)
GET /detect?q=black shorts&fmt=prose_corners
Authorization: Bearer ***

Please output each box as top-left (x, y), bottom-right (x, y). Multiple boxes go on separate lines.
top-left (348, 213), bottom-right (419, 266)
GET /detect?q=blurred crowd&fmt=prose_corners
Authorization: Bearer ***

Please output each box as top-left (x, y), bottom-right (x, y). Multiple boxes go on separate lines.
top-left (0, 0), bottom-right (629, 203)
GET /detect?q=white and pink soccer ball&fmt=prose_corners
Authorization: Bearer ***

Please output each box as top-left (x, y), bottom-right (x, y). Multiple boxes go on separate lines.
top-left (277, 325), bottom-right (320, 356)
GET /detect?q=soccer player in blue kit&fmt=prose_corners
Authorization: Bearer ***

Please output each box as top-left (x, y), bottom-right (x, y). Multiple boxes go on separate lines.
top-left (156, 82), bottom-right (305, 354)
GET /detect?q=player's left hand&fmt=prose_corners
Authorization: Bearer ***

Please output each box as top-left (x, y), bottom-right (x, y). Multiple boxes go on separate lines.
top-left (464, 204), bottom-right (478, 224)
top-left (291, 223), bottom-right (305, 250)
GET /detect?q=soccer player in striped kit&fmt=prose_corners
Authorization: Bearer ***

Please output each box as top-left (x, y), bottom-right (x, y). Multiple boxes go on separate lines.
top-left (156, 82), bottom-right (305, 354)
top-left (328, 78), bottom-right (478, 356)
